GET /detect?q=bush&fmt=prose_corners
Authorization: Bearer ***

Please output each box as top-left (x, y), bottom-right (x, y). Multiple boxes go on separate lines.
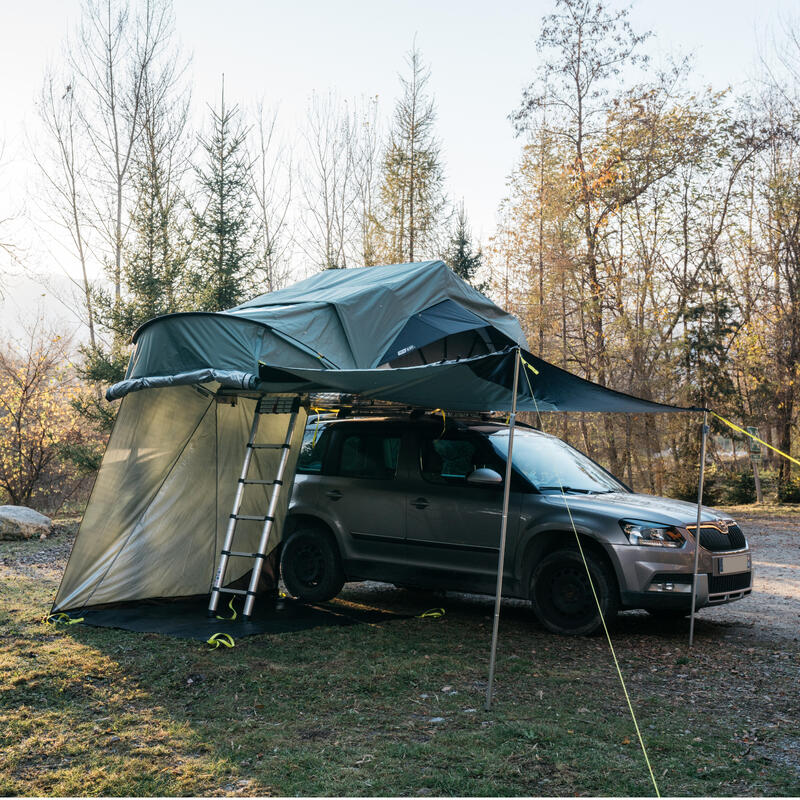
top-left (720, 471), bottom-right (757, 505)
top-left (666, 470), bottom-right (720, 505)
top-left (777, 477), bottom-right (800, 504)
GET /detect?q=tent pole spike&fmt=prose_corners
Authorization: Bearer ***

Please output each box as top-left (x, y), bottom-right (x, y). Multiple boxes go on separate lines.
top-left (688, 409), bottom-right (709, 648)
top-left (485, 347), bottom-right (521, 711)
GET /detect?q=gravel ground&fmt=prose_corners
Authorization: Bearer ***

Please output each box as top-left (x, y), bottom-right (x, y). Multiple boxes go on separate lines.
top-left (701, 510), bottom-right (800, 642)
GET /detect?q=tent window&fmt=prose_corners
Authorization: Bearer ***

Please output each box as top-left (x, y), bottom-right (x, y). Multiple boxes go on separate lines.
top-left (334, 433), bottom-right (401, 480)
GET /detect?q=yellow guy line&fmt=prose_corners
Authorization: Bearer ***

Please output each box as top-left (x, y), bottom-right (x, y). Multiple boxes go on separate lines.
top-left (711, 412), bottom-right (800, 467)
top-left (520, 358), bottom-right (661, 798)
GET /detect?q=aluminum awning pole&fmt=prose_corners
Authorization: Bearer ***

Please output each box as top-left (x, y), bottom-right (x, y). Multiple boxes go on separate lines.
top-left (485, 347), bottom-right (521, 711)
top-left (688, 409), bottom-right (709, 648)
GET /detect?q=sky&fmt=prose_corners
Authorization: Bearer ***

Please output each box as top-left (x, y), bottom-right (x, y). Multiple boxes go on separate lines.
top-left (0, 0), bottom-right (797, 336)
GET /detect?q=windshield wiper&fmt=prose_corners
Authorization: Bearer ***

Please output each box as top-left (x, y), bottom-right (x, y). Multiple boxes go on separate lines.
top-left (537, 486), bottom-right (613, 494)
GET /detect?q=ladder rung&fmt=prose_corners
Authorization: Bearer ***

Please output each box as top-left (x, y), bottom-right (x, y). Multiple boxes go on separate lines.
top-left (248, 443), bottom-right (291, 449)
top-left (239, 478), bottom-right (281, 485)
top-left (221, 550), bottom-right (266, 559)
top-left (230, 514), bottom-right (275, 522)
top-left (215, 587), bottom-right (252, 596)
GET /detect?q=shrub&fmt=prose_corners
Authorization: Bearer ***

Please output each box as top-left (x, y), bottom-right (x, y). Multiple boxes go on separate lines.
top-left (777, 477), bottom-right (800, 504)
top-left (0, 326), bottom-right (100, 515)
top-left (721, 471), bottom-right (757, 505)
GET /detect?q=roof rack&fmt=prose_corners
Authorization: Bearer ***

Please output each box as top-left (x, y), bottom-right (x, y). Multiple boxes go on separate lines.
top-left (308, 392), bottom-right (502, 422)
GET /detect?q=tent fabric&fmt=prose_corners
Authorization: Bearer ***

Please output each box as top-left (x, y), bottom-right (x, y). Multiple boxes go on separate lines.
top-left (53, 385), bottom-right (307, 613)
top-left (109, 261), bottom-right (527, 400)
top-left (258, 348), bottom-right (701, 414)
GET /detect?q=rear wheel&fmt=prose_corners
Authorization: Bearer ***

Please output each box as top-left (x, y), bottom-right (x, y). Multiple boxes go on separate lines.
top-left (281, 528), bottom-right (345, 602)
top-left (530, 548), bottom-right (619, 636)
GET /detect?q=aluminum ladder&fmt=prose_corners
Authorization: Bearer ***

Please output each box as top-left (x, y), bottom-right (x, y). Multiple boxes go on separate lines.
top-left (208, 395), bottom-right (302, 619)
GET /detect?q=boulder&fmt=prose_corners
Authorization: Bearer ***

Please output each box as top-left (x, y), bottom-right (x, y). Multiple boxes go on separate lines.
top-left (0, 506), bottom-right (53, 540)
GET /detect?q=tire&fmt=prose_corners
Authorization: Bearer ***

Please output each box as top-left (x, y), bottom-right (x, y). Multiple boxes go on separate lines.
top-left (281, 528), bottom-right (345, 602)
top-left (530, 548), bottom-right (619, 636)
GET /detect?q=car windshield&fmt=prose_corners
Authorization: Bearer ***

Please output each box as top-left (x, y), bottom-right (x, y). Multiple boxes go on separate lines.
top-left (488, 429), bottom-right (627, 494)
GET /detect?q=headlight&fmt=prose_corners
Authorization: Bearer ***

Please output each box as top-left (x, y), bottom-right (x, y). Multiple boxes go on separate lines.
top-left (620, 520), bottom-right (685, 548)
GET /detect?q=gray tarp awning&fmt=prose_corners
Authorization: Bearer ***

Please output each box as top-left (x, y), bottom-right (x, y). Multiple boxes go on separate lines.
top-left (257, 348), bottom-right (700, 414)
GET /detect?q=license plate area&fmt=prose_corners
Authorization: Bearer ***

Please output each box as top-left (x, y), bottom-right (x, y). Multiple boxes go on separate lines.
top-left (715, 553), bottom-right (751, 575)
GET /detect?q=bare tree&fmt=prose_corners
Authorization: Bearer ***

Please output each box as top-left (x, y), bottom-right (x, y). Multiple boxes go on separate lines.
top-left (299, 92), bottom-right (356, 270)
top-left (250, 101), bottom-right (294, 291)
top-left (33, 74), bottom-right (98, 349)
top-left (70, 0), bottom-right (173, 317)
top-left (350, 95), bottom-right (382, 265)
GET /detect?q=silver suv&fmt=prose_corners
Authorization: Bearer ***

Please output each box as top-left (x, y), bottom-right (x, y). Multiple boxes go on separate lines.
top-left (281, 415), bottom-right (752, 635)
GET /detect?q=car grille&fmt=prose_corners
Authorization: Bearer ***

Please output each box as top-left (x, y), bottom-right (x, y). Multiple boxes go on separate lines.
top-left (708, 571), bottom-right (751, 594)
top-left (694, 523), bottom-right (746, 552)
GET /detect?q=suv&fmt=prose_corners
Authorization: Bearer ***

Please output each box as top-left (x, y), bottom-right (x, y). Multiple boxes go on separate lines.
top-left (281, 415), bottom-right (752, 635)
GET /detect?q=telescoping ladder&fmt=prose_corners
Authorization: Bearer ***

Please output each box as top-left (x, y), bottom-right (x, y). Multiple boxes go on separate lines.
top-left (208, 395), bottom-right (302, 619)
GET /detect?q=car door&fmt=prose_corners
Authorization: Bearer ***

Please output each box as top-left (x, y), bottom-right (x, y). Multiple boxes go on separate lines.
top-left (404, 429), bottom-right (521, 592)
top-left (315, 423), bottom-right (409, 571)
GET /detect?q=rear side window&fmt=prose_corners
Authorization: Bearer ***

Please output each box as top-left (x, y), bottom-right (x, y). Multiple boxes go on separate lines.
top-left (296, 426), bottom-right (330, 474)
top-left (420, 434), bottom-right (502, 486)
top-left (333, 432), bottom-right (401, 480)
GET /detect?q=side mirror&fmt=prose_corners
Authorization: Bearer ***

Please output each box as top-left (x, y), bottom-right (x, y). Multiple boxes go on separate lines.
top-left (467, 467), bottom-right (503, 485)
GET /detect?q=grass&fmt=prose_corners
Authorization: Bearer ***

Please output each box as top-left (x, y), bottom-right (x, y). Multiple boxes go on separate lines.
top-left (1, 521), bottom-right (800, 796)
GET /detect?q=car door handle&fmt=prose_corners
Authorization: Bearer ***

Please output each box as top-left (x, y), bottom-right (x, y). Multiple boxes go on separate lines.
top-left (325, 489), bottom-right (343, 501)
top-left (412, 497), bottom-right (429, 509)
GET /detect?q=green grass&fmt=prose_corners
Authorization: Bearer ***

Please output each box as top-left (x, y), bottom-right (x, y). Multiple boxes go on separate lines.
top-left (1, 523), bottom-right (799, 796)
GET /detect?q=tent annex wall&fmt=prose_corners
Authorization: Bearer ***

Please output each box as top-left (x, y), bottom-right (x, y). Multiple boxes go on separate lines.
top-left (53, 386), bottom-right (306, 613)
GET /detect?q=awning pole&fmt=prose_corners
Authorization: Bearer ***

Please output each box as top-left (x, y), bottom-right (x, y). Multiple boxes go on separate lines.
top-left (485, 346), bottom-right (521, 711)
top-left (688, 409), bottom-right (709, 648)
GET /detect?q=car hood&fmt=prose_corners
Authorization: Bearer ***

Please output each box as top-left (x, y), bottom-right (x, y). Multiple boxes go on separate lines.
top-left (539, 491), bottom-right (724, 527)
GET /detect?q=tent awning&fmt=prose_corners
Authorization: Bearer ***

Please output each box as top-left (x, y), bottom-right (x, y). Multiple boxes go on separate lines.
top-left (257, 348), bottom-right (702, 414)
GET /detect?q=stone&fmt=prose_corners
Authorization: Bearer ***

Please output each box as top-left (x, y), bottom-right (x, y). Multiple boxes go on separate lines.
top-left (0, 506), bottom-right (52, 540)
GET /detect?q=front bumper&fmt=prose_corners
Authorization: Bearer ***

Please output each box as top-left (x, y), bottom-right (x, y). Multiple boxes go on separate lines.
top-left (610, 541), bottom-right (753, 611)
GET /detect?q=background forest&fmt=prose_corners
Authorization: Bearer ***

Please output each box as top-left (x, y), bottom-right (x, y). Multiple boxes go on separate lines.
top-left (1, 0), bottom-right (800, 513)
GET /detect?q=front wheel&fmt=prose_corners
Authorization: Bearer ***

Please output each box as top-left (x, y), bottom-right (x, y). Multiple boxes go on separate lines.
top-left (281, 528), bottom-right (345, 602)
top-left (530, 548), bottom-right (619, 636)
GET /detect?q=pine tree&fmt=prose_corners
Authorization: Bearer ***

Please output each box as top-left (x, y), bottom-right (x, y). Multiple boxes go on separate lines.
top-left (191, 80), bottom-right (254, 311)
top-left (443, 203), bottom-right (486, 292)
top-left (378, 45), bottom-right (446, 262)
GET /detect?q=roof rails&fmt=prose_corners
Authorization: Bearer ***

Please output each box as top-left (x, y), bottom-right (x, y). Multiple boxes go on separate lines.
top-left (308, 392), bottom-right (501, 423)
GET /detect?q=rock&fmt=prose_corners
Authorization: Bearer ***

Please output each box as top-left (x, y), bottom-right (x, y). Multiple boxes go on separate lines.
top-left (0, 506), bottom-right (52, 540)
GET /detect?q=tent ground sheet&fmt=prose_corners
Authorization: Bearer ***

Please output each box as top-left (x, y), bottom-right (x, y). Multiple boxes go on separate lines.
top-left (75, 596), bottom-right (407, 640)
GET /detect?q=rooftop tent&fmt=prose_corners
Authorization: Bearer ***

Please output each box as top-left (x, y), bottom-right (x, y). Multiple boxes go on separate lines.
top-left (109, 261), bottom-right (527, 400)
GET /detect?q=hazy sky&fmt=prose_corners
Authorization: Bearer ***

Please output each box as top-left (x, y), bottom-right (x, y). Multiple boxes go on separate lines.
top-left (0, 0), bottom-right (797, 334)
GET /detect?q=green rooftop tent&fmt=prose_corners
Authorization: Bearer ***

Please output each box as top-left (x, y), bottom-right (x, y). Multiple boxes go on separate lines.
top-left (52, 261), bottom-right (706, 707)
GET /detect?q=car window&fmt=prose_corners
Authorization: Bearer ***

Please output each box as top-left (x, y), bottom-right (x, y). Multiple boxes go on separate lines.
top-left (420, 434), bottom-right (501, 486)
top-left (296, 425), bottom-right (330, 474)
top-left (333, 431), bottom-right (401, 480)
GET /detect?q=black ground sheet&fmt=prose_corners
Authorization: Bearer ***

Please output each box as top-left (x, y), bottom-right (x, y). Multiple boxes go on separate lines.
top-left (76, 595), bottom-right (406, 640)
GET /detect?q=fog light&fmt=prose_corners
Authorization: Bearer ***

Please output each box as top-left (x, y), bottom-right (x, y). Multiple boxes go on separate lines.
top-left (648, 579), bottom-right (692, 593)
